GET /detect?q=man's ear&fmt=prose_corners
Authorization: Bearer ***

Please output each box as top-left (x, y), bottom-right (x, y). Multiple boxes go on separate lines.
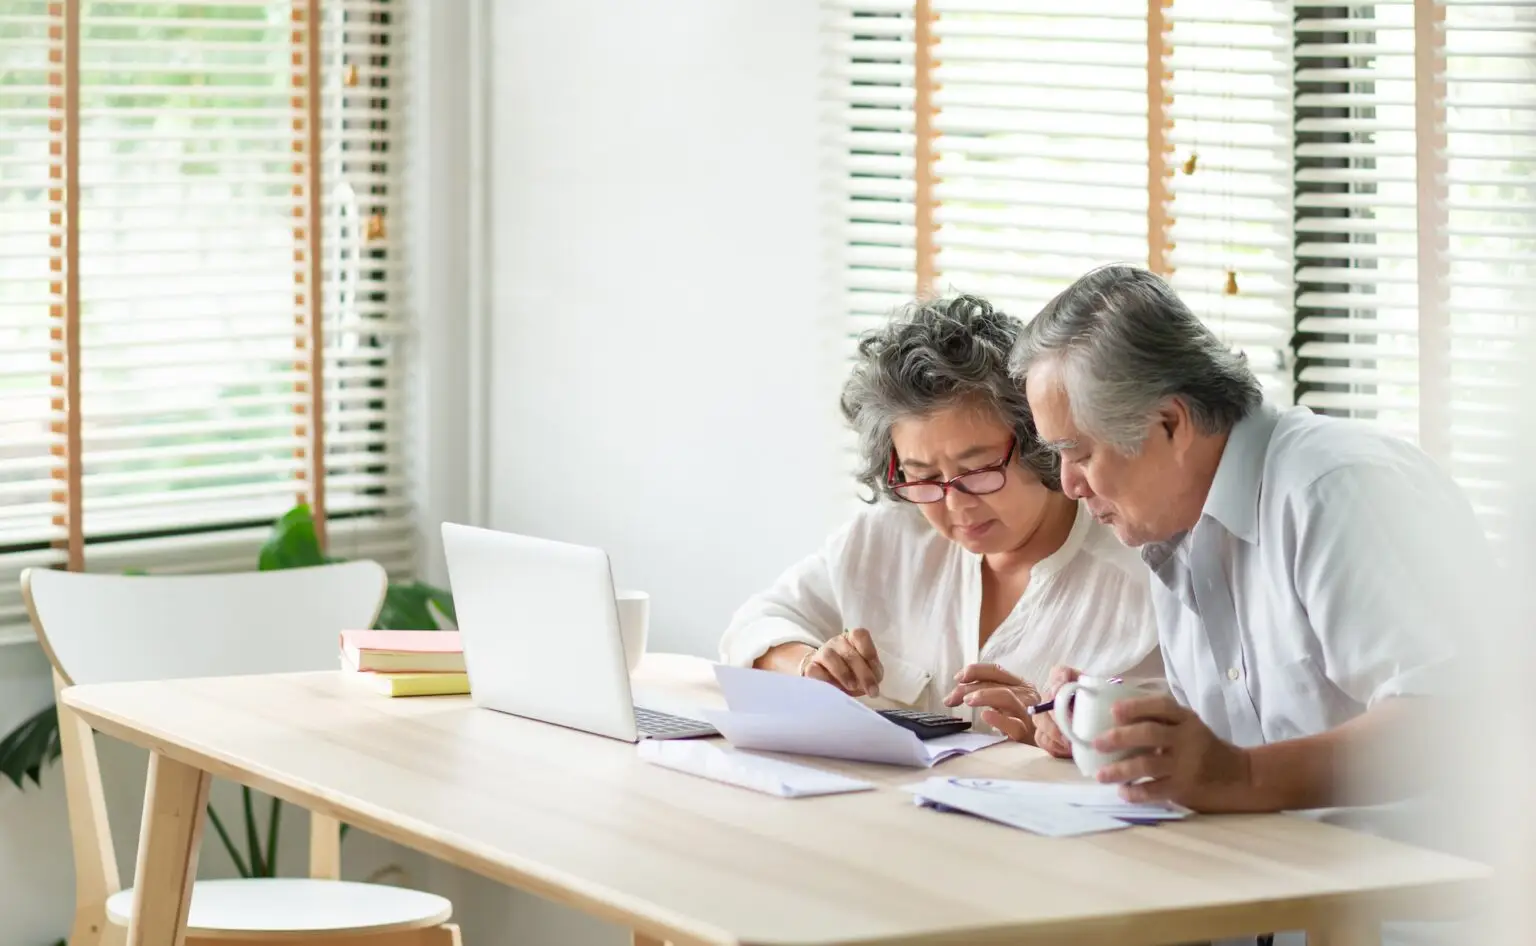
top-left (1157, 398), bottom-right (1195, 448)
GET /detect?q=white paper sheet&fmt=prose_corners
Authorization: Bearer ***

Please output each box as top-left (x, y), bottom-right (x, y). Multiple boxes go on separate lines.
top-left (904, 777), bottom-right (1193, 837)
top-left (703, 665), bottom-right (1004, 768)
top-left (637, 739), bottom-right (875, 798)
top-left (905, 777), bottom-right (1130, 837)
top-left (941, 777), bottom-right (1193, 822)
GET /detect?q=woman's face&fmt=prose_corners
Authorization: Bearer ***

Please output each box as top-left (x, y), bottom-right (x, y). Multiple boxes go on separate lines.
top-left (888, 403), bottom-right (1055, 556)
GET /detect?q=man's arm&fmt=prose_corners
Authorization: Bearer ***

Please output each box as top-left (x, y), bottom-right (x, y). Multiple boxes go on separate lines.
top-left (1241, 697), bottom-right (1427, 811)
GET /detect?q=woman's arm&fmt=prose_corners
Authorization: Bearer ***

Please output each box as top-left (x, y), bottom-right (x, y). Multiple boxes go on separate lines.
top-left (753, 641), bottom-right (816, 673)
top-left (718, 534), bottom-right (846, 669)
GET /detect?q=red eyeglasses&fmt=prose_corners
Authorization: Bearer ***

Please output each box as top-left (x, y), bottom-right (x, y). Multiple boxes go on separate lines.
top-left (886, 437), bottom-right (1017, 504)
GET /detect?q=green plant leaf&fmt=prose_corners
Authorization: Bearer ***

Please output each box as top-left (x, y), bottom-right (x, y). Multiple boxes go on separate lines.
top-left (0, 705), bottom-right (60, 790)
top-left (378, 582), bottom-right (439, 630)
top-left (264, 794), bottom-right (282, 878)
top-left (206, 805), bottom-right (252, 878)
top-left (258, 504), bottom-right (330, 571)
top-left (425, 584), bottom-right (456, 625)
top-left (241, 786), bottom-right (266, 878)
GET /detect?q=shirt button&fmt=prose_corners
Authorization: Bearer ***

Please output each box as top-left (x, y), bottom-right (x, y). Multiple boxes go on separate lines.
top-left (1226, 667), bottom-right (1240, 681)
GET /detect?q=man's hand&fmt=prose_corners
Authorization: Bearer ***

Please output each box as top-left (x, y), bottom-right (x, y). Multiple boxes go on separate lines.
top-left (944, 663), bottom-right (1039, 743)
top-left (1029, 665), bottom-right (1081, 759)
top-left (803, 627), bottom-right (884, 697)
top-left (1092, 695), bottom-right (1257, 812)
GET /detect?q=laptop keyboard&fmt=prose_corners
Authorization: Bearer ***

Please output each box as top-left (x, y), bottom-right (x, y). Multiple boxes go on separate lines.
top-left (634, 705), bottom-right (717, 738)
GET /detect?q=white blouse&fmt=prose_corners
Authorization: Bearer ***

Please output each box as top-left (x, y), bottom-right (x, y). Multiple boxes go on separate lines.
top-left (719, 500), bottom-right (1162, 720)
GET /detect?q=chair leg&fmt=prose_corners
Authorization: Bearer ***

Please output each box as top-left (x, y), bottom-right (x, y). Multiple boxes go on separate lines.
top-left (187, 925), bottom-right (463, 946)
top-left (68, 909), bottom-right (111, 946)
top-left (90, 919), bottom-right (127, 946)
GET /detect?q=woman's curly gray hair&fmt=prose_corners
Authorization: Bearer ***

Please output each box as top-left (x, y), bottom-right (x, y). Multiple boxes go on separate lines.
top-left (839, 294), bottom-right (1062, 502)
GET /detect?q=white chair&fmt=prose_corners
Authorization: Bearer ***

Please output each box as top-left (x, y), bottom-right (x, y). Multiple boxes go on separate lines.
top-left (22, 562), bottom-right (461, 946)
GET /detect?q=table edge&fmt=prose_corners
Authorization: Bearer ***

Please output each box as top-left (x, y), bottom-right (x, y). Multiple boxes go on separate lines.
top-left (61, 682), bottom-right (1491, 946)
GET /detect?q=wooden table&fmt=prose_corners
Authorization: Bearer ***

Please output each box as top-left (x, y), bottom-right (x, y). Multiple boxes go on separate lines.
top-left (62, 653), bottom-right (1486, 946)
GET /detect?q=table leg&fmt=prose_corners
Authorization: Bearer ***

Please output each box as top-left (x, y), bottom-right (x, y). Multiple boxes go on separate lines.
top-left (1309, 916), bottom-right (1380, 946)
top-left (126, 751), bottom-right (211, 946)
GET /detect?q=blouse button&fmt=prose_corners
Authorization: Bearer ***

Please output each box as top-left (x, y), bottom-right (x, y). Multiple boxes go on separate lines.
top-left (1226, 667), bottom-right (1240, 681)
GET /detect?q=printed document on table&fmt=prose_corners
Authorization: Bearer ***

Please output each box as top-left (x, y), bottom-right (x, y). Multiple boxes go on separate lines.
top-left (638, 739), bottom-right (875, 798)
top-left (941, 777), bottom-right (1193, 822)
top-left (702, 665), bottom-right (1003, 768)
top-left (903, 777), bottom-right (1193, 837)
top-left (904, 777), bottom-right (1132, 837)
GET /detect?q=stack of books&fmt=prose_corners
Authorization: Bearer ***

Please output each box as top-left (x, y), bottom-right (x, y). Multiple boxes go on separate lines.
top-left (339, 629), bottom-right (470, 697)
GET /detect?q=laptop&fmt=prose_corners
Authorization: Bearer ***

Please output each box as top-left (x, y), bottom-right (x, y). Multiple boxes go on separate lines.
top-left (440, 522), bottom-right (717, 741)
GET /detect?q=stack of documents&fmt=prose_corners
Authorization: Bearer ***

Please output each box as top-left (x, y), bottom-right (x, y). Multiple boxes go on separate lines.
top-left (905, 777), bottom-right (1193, 837)
top-left (701, 665), bottom-right (1003, 767)
top-left (638, 739), bottom-right (876, 798)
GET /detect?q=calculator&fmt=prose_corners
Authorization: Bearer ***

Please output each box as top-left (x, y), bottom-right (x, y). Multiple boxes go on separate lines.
top-left (877, 708), bottom-right (973, 740)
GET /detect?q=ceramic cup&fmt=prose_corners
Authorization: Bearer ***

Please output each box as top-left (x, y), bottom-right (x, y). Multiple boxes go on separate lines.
top-left (614, 590), bottom-right (650, 673)
top-left (1052, 676), bottom-right (1170, 779)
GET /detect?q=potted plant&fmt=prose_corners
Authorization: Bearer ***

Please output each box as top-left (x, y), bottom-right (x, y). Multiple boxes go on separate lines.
top-left (0, 503), bottom-right (454, 879)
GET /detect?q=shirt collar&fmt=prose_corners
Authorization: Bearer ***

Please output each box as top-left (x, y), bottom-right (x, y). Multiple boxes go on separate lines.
top-left (1200, 401), bottom-right (1281, 545)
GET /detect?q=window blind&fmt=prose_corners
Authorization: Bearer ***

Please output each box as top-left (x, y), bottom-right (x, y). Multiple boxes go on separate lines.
top-left (1437, 0), bottom-right (1535, 531)
top-left (0, 1), bottom-right (413, 640)
top-left (1296, 0), bottom-right (1535, 534)
top-left (1294, 2), bottom-right (1422, 442)
top-left (1163, 0), bottom-right (1297, 404)
top-left (927, 0), bottom-right (1150, 319)
top-left (0, 3), bottom-right (68, 632)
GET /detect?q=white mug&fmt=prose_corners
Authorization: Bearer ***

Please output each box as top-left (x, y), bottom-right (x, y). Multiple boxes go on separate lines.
top-left (614, 590), bottom-right (650, 673)
top-left (1052, 676), bottom-right (1169, 779)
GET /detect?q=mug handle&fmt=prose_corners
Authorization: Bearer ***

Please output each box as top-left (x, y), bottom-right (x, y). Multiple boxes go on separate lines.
top-left (1051, 681), bottom-right (1097, 753)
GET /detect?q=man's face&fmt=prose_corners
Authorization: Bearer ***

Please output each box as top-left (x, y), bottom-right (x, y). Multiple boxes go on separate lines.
top-left (1024, 363), bottom-right (1189, 547)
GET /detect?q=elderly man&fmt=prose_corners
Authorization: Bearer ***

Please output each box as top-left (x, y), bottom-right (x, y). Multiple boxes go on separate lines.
top-left (975, 264), bottom-right (1492, 821)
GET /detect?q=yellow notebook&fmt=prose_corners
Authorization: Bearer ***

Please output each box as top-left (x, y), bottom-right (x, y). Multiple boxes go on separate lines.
top-left (352, 670), bottom-right (470, 697)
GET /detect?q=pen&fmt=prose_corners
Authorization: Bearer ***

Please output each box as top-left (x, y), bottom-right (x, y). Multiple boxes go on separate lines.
top-left (1024, 676), bottom-right (1121, 716)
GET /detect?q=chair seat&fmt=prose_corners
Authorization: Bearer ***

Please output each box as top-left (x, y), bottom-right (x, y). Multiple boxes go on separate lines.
top-left (105, 878), bottom-right (452, 936)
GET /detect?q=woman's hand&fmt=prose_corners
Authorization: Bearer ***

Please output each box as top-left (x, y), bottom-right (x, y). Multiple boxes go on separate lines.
top-left (802, 627), bottom-right (884, 697)
top-left (944, 663), bottom-right (1040, 743)
top-left (1029, 665), bottom-right (1082, 759)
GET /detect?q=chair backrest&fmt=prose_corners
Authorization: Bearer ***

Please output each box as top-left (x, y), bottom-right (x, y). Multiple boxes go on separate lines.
top-left (23, 561), bottom-right (387, 685)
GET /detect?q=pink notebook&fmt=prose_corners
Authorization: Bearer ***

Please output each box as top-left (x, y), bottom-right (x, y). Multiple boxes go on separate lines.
top-left (340, 630), bottom-right (464, 673)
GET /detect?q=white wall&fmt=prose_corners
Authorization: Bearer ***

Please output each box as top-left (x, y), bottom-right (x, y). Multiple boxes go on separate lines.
top-left (483, 0), bottom-right (843, 658)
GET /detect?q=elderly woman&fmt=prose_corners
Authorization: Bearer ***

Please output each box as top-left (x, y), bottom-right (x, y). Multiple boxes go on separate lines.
top-left (718, 294), bottom-right (1160, 742)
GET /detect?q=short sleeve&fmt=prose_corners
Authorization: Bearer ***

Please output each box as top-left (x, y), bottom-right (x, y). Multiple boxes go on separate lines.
top-left (1289, 463), bottom-right (1491, 706)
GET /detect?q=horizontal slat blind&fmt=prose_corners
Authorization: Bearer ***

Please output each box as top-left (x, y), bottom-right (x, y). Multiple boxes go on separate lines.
top-left (1164, 0), bottom-right (1297, 404)
top-left (1440, 0), bottom-right (1535, 532)
top-left (0, 3), bottom-right (69, 634)
top-left (929, 0), bottom-right (1149, 319)
top-left (823, 0), bottom-right (919, 363)
top-left (1294, 4), bottom-right (1421, 439)
top-left (0, 1), bottom-right (413, 641)
top-left (1296, 0), bottom-right (1534, 537)
top-left (315, 0), bottom-right (412, 568)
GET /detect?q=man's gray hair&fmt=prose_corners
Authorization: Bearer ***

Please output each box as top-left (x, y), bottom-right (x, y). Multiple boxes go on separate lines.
top-left (1010, 265), bottom-right (1263, 452)
top-left (840, 294), bottom-right (1061, 501)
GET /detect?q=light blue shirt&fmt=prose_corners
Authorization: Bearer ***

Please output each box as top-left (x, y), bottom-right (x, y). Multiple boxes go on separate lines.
top-left (1141, 402), bottom-right (1492, 751)
top-left (1142, 403), bottom-right (1497, 946)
